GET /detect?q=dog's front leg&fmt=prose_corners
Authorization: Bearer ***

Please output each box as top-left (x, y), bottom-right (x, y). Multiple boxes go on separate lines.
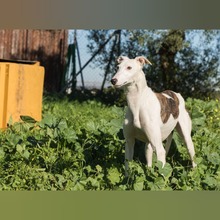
top-left (154, 143), bottom-right (166, 167)
top-left (145, 143), bottom-right (153, 167)
top-left (144, 127), bottom-right (166, 167)
top-left (133, 116), bottom-right (141, 129)
top-left (124, 138), bottom-right (135, 177)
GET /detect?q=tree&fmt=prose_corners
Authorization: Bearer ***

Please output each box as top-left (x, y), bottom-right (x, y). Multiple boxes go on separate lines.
top-left (175, 30), bottom-right (220, 98)
top-left (158, 30), bottom-right (185, 91)
top-left (87, 29), bottom-right (220, 99)
top-left (87, 30), bottom-right (121, 91)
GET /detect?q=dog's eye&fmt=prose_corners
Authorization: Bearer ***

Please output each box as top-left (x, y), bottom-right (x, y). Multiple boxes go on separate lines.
top-left (127, 66), bottom-right (132, 70)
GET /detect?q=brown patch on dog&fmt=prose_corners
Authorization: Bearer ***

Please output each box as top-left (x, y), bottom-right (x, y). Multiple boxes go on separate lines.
top-left (155, 90), bottom-right (179, 123)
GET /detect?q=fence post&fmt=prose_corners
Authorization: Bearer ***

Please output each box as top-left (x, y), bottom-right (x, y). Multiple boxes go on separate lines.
top-left (70, 30), bottom-right (77, 93)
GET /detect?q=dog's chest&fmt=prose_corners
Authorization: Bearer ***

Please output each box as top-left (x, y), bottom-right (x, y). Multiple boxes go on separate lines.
top-left (125, 90), bottom-right (180, 142)
top-left (132, 108), bottom-right (178, 142)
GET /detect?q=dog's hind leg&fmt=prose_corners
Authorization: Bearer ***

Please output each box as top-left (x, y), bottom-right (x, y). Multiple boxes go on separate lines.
top-left (176, 111), bottom-right (197, 168)
top-left (165, 132), bottom-right (173, 156)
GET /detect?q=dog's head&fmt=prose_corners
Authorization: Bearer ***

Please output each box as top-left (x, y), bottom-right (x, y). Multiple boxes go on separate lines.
top-left (111, 56), bottom-right (152, 88)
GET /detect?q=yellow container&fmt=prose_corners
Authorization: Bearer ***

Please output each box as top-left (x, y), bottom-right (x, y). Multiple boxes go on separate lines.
top-left (0, 59), bottom-right (45, 128)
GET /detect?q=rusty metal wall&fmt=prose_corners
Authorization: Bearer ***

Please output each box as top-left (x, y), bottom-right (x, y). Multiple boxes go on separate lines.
top-left (0, 29), bottom-right (68, 92)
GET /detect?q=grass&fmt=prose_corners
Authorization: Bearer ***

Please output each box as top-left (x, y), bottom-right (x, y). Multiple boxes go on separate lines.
top-left (0, 95), bottom-right (219, 190)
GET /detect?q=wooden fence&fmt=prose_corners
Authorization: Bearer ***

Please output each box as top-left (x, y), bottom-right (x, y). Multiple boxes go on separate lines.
top-left (0, 30), bottom-right (68, 92)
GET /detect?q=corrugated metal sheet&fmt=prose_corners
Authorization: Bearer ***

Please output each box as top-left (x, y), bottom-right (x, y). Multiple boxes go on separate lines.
top-left (0, 30), bottom-right (68, 92)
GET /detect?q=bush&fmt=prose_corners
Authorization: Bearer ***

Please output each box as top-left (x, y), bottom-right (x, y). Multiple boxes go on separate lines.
top-left (0, 96), bottom-right (219, 190)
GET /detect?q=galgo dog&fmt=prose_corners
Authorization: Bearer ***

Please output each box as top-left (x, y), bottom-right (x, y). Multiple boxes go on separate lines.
top-left (111, 56), bottom-right (196, 176)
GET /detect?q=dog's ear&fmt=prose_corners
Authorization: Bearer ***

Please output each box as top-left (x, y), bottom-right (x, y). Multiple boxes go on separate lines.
top-left (135, 56), bottom-right (152, 66)
top-left (117, 56), bottom-right (128, 64)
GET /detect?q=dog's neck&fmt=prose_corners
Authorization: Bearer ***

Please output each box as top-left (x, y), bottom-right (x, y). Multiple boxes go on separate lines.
top-left (124, 70), bottom-right (149, 101)
top-left (124, 71), bottom-right (151, 128)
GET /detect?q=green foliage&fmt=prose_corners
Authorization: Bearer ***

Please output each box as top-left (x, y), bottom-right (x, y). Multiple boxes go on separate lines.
top-left (87, 29), bottom-right (220, 99)
top-left (0, 96), bottom-right (219, 190)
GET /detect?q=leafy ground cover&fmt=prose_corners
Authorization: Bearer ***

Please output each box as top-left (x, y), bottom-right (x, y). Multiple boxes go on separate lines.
top-left (0, 96), bottom-right (219, 190)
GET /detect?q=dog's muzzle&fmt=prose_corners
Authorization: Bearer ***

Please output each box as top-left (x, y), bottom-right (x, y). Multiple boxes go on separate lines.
top-left (111, 78), bottom-right (118, 85)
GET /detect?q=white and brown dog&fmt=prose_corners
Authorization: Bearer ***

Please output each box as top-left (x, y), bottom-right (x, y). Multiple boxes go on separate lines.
top-left (111, 56), bottom-right (196, 176)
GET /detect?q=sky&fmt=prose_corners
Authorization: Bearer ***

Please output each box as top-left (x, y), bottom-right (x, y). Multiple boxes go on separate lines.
top-left (67, 30), bottom-right (110, 90)
top-left (67, 29), bottom-right (220, 90)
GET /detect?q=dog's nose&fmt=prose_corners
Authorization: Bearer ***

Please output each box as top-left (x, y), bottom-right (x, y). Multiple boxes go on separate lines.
top-left (111, 78), bottom-right (118, 85)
